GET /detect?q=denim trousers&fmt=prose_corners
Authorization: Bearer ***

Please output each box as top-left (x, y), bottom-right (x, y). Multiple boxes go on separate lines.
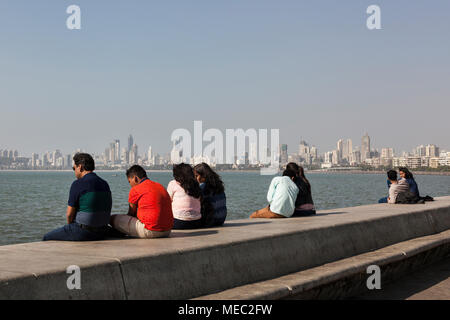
top-left (43, 223), bottom-right (106, 241)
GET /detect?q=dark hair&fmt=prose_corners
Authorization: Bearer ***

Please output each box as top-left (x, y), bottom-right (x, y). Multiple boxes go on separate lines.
top-left (173, 163), bottom-right (201, 199)
top-left (282, 168), bottom-right (297, 179)
top-left (398, 167), bottom-right (414, 179)
top-left (286, 162), bottom-right (310, 186)
top-left (73, 153), bottom-right (95, 171)
top-left (193, 163), bottom-right (225, 195)
top-left (126, 165), bottom-right (147, 179)
top-left (387, 169), bottom-right (398, 181)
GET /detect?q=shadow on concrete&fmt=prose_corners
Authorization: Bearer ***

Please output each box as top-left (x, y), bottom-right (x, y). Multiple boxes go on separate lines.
top-left (221, 221), bottom-right (271, 227)
top-left (171, 230), bottom-right (219, 238)
top-left (316, 211), bottom-right (347, 216)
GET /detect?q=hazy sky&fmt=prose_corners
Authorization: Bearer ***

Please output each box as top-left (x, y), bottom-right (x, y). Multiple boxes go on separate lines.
top-left (1, 0), bottom-right (449, 157)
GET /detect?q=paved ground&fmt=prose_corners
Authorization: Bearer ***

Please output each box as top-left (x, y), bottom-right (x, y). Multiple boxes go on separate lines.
top-left (353, 257), bottom-right (450, 300)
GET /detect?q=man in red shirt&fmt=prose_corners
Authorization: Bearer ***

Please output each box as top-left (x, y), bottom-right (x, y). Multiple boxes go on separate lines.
top-left (110, 165), bottom-right (173, 238)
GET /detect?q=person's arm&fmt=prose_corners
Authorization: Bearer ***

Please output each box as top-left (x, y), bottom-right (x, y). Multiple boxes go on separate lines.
top-left (409, 179), bottom-right (419, 196)
top-left (66, 206), bottom-right (77, 224)
top-left (127, 203), bottom-right (137, 217)
top-left (67, 181), bottom-right (79, 224)
top-left (167, 181), bottom-right (175, 200)
top-left (388, 184), bottom-right (396, 204)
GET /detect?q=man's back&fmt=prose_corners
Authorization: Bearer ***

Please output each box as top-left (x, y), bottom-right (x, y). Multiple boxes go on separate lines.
top-left (129, 179), bottom-right (173, 232)
top-left (388, 179), bottom-right (410, 204)
top-left (69, 172), bottom-right (112, 227)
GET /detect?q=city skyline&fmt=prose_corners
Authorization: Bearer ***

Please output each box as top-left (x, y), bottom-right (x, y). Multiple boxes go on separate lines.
top-left (1, 132), bottom-right (449, 170)
top-left (1, 131), bottom-right (449, 160)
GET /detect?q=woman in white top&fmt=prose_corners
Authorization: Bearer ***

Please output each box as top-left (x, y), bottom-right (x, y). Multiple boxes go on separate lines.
top-left (167, 163), bottom-right (202, 229)
top-left (250, 169), bottom-right (299, 219)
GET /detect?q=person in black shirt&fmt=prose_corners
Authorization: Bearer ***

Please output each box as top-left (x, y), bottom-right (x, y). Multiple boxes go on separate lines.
top-left (286, 162), bottom-right (316, 217)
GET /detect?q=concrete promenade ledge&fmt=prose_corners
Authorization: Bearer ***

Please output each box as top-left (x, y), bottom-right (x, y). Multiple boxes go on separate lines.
top-left (1, 196), bottom-right (450, 300)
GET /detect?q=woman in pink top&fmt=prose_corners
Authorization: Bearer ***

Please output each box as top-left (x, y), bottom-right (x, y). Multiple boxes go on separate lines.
top-left (167, 163), bottom-right (202, 229)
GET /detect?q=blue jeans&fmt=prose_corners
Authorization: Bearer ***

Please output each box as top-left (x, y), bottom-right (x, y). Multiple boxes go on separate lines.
top-left (43, 223), bottom-right (106, 241)
top-left (378, 197), bottom-right (388, 203)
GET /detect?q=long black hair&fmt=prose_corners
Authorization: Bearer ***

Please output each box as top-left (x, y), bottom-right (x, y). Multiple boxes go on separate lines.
top-left (193, 163), bottom-right (225, 195)
top-left (398, 167), bottom-right (414, 179)
top-left (286, 162), bottom-right (310, 187)
top-left (172, 163), bottom-right (202, 199)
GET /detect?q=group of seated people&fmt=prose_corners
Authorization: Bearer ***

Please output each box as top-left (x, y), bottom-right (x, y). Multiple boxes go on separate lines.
top-left (42, 153), bottom-right (316, 242)
top-left (43, 153), bottom-right (227, 241)
top-left (44, 153), bottom-right (427, 243)
top-left (378, 167), bottom-right (430, 204)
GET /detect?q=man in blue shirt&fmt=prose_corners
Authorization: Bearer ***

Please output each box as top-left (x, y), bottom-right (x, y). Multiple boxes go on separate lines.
top-left (43, 153), bottom-right (112, 241)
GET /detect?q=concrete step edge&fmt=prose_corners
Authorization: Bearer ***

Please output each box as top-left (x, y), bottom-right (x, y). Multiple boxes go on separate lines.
top-left (193, 229), bottom-right (450, 300)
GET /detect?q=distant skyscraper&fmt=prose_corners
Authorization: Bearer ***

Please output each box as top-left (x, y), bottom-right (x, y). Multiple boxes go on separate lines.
top-left (280, 144), bottom-right (288, 165)
top-left (129, 144), bottom-right (138, 164)
top-left (109, 142), bottom-right (116, 163)
top-left (170, 137), bottom-right (182, 164)
top-left (343, 139), bottom-right (353, 161)
top-left (336, 139), bottom-right (344, 163)
top-left (381, 148), bottom-right (394, 159)
top-left (298, 140), bottom-right (309, 157)
top-left (114, 139), bottom-right (120, 163)
top-left (425, 144), bottom-right (439, 157)
top-left (31, 153), bottom-right (38, 168)
top-left (351, 149), bottom-right (361, 164)
top-left (361, 133), bottom-right (371, 162)
top-left (310, 146), bottom-right (318, 161)
top-left (128, 134), bottom-right (134, 152)
top-left (147, 146), bottom-right (153, 165)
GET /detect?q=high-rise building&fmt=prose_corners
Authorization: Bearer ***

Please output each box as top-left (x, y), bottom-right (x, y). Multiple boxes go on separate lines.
top-left (129, 144), bottom-right (138, 165)
top-left (298, 140), bottom-right (312, 164)
top-left (31, 153), bottom-right (39, 168)
top-left (381, 148), bottom-right (394, 159)
top-left (121, 148), bottom-right (129, 165)
top-left (280, 144), bottom-right (288, 165)
top-left (324, 151), bottom-right (333, 164)
top-left (109, 142), bottom-right (116, 163)
top-left (310, 146), bottom-right (318, 162)
top-left (361, 133), bottom-right (371, 162)
top-left (336, 139), bottom-right (344, 163)
top-left (128, 134), bottom-right (134, 152)
top-left (104, 148), bottom-right (110, 163)
top-left (425, 144), bottom-right (439, 157)
top-left (351, 149), bottom-right (361, 165)
top-left (416, 145), bottom-right (426, 157)
top-left (170, 137), bottom-right (182, 164)
top-left (298, 140), bottom-right (309, 157)
top-left (147, 146), bottom-right (153, 166)
top-left (114, 139), bottom-right (120, 163)
top-left (344, 139), bottom-right (353, 161)
top-left (336, 139), bottom-right (353, 163)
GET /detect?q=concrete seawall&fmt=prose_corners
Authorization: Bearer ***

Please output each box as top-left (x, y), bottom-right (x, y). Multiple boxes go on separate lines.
top-left (1, 196), bottom-right (450, 300)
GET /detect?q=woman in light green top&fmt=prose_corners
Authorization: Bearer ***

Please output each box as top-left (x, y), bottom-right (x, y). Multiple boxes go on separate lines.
top-left (250, 169), bottom-right (299, 218)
